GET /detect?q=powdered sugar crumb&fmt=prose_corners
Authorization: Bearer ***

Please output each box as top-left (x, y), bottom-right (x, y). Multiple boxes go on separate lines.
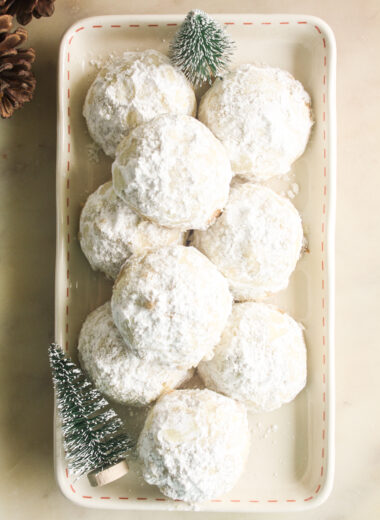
top-left (86, 141), bottom-right (101, 163)
top-left (252, 421), bottom-right (280, 440)
top-left (266, 424), bottom-right (279, 436)
top-left (302, 234), bottom-right (309, 253)
top-left (287, 182), bottom-right (299, 199)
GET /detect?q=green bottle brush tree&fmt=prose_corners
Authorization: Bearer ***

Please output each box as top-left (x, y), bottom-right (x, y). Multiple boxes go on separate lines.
top-left (49, 343), bottom-right (133, 485)
top-left (170, 9), bottom-right (235, 87)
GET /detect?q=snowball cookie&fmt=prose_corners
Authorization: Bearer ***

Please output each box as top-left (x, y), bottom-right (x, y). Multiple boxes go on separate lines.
top-left (111, 245), bottom-right (232, 368)
top-left (137, 389), bottom-right (249, 502)
top-left (112, 114), bottom-right (232, 230)
top-left (198, 302), bottom-right (307, 412)
top-left (78, 302), bottom-right (192, 406)
top-left (83, 49), bottom-right (196, 157)
top-left (193, 182), bottom-right (303, 300)
top-left (79, 181), bottom-right (184, 280)
top-left (198, 63), bottom-right (313, 179)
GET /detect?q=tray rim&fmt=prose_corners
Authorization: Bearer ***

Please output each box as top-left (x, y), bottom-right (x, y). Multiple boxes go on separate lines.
top-left (54, 12), bottom-right (336, 512)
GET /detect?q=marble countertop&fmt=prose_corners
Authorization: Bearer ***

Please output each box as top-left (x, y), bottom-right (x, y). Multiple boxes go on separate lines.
top-left (0, 1), bottom-right (379, 519)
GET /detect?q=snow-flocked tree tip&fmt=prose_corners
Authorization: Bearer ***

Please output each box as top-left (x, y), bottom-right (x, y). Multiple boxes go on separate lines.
top-left (169, 9), bottom-right (235, 87)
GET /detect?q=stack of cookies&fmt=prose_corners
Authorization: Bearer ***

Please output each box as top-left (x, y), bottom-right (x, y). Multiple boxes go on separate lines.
top-left (78, 49), bottom-right (313, 503)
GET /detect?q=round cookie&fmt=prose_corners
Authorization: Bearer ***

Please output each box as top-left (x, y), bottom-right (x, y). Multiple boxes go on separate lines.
top-left (198, 302), bottom-right (307, 412)
top-left (78, 302), bottom-right (192, 406)
top-left (198, 63), bottom-right (313, 179)
top-left (137, 389), bottom-right (249, 502)
top-left (83, 49), bottom-right (196, 157)
top-left (192, 181), bottom-right (303, 300)
top-left (79, 181), bottom-right (184, 280)
top-left (112, 114), bottom-right (232, 230)
top-left (111, 245), bottom-right (232, 368)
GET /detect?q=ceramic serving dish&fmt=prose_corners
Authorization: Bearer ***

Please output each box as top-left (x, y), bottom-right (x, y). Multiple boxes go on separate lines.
top-left (55, 13), bottom-right (336, 512)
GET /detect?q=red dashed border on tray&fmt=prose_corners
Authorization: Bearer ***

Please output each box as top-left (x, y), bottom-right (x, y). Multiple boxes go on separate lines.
top-left (62, 18), bottom-right (329, 506)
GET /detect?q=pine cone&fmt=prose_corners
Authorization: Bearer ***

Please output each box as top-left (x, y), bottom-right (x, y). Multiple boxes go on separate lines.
top-left (0, 14), bottom-right (35, 118)
top-left (0, 0), bottom-right (55, 25)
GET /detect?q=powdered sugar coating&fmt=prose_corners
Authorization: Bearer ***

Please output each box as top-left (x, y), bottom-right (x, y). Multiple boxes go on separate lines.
top-left (83, 50), bottom-right (196, 157)
top-left (192, 181), bottom-right (303, 300)
top-left (111, 246), bottom-right (233, 368)
top-left (137, 389), bottom-right (249, 502)
top-left (79, 181), bottom-right (184, 280)
top-left (78, 302), bottom-right (192, 406)
top-left (198, 63), bottom-right (313, 179)
top-left (198, 302), bottom-right (307, 412)
top-left (112, 114), bottom-right (232, 230)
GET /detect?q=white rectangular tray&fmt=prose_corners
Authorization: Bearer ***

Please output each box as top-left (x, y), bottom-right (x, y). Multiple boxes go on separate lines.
top-left (55, 13), bottom-right (336, 512)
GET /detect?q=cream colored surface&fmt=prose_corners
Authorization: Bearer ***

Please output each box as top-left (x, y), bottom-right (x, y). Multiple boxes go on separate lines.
top-left (0, 1), bottom-right (378, 519)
